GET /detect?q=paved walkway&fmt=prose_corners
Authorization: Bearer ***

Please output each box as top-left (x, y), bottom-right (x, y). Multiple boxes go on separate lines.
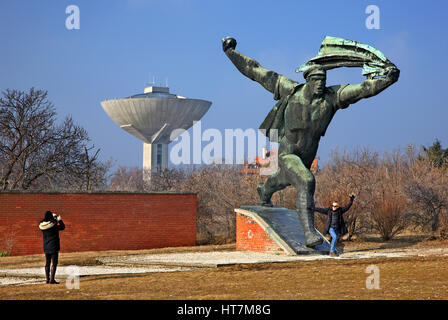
top-left (97, 247), bottom-right (448, 267)
top-left (0, 265), bottom-right (191, 286)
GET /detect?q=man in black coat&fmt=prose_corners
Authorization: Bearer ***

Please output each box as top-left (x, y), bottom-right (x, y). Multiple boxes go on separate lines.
top-left (38, 211), bottom-right (65, 284)
top-left (313, 195), bottom-right (355, 256)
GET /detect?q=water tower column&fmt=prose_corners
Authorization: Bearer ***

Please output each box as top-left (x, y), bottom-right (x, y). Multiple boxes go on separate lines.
top-left (159, 143), bottom-right (169, 170)
top-left (143, 143), bottom-right (169, 173)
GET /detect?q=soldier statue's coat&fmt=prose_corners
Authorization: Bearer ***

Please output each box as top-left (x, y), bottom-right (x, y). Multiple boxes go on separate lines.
top-left (259, 80), bottom-right (350, 142)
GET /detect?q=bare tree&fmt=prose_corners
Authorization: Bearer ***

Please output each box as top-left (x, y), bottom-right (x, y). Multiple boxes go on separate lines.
top-left (107, 166), bottom-right (145, 191)
top-left (145, 168), bottom-right (187, 192)
top-left (0, 88), bottom-right (109, 191)
top-left (55, 145), bottom-right (112, 191)
top-left (404, 158), bottom-right (448, 234)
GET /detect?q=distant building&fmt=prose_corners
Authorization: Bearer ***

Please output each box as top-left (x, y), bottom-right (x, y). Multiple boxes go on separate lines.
top-left (240, 149), bottom-right (319, 175)
top-left (310, 158), bottom-right (319, 174)
top-left (101, 86), bottom-right (211, 179)
top-left (240, 161), bottom-right (260, 175)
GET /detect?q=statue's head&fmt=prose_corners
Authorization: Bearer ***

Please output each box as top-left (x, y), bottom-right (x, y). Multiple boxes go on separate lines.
top-left (303, 66), bottom-right (326, 97)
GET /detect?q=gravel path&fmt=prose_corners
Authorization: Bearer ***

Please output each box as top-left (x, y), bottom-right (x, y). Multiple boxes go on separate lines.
top-left (1, 265), bottom-right (190, 277)
top-left (0, 265), bottom-right (191, 286)
top-left (0, 277), bottom-right (44, 286)
top-left (98, 247), bottom-right (448, 267)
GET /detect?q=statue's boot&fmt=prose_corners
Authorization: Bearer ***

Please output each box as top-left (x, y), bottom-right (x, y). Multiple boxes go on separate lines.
top-left (296, 182), bottom-right (324, 248)
top-left (257, 183), bottom-right (273, 207)
top-left (297, 209), bottom-right (323, 247)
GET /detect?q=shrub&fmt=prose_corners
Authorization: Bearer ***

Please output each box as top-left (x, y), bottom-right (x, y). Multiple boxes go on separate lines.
top-left (367, 192), bottom-right (409, 241)
top-left (0, 250), bottom-right (10, 257)
top-left (403, 159), bottom-right (448, 234)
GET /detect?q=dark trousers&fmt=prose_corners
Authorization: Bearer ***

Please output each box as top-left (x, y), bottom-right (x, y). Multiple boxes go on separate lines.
top-left (45, 253), bottom-right (59, 268)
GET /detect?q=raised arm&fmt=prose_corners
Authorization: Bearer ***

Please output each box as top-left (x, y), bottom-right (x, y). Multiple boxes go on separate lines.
top-left (222, 37), bottom-right (296, 97)
top-left (57, 220), bottom-right (65, 231)
top-left (337, 66), bottom-right (400, 109)
top-left (55, 215), bottom-right (65, 231)
top-left (341, 195), bottom-right (355, 214)
top-left (313, 206), bottom-right (330, 215)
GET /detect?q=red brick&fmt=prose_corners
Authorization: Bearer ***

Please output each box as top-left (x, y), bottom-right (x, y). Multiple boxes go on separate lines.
top-left (236, 213), bottom-right (284, 254)
top-left (0, 192), bottom-right (197, 256)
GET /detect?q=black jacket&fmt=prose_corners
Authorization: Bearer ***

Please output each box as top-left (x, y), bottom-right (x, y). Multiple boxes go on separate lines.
top-left (313, 198), bottom-right (353, 235)
top-left (39, 219), bottom-right (65, 254)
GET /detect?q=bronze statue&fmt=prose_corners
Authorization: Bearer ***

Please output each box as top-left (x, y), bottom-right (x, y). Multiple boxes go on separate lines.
top-left (222, 36), bottom-right (400, 247)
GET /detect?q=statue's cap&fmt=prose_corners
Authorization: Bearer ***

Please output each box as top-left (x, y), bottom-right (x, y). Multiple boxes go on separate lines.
top-left (300, 65), bottom-right (326, 80)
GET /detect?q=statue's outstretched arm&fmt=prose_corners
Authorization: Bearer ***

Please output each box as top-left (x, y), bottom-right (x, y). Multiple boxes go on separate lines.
top-left (222, 37), bottom-right (280, 94)
top-left (338, 67), bottom-right (400, 107)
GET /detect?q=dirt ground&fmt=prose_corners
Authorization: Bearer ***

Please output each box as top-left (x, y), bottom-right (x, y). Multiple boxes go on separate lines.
top-left (1, 236), bottom-right (448, 300)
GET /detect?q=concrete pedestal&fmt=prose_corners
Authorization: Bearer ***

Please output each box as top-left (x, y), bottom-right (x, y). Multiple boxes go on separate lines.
top-left (235, 206), bottom-right (339, 255)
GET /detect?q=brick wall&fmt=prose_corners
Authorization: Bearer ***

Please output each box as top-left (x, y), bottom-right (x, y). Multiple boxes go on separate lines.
top-left (0, 192), bottom-right (197, 256)
top-left (236, 213), bottom-right (283, 254)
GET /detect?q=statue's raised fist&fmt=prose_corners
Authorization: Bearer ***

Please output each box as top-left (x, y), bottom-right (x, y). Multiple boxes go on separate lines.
top-left (222, 37), bottom-right (237, 52)
top-left (385, 66), bottom-right (400, 82)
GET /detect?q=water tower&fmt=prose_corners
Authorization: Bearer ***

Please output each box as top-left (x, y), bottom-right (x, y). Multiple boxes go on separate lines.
top-left (101, 86), bottom-right (212, 175)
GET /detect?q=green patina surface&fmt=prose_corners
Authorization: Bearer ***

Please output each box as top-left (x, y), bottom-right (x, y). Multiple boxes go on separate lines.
top-left (296, 36), bottom-right (395, 78)
top-left (223, 36), bottom-right (399, 248)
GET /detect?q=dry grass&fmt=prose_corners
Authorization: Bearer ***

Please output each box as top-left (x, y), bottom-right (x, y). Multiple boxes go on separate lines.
top-left (1, 255), bottom-right (448, 300)
top-left (1, 238), bottom-right (448, 300)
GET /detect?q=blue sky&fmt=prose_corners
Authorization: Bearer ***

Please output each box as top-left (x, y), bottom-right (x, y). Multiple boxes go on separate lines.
top-left (1, 0), bottom-right (447, 168)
